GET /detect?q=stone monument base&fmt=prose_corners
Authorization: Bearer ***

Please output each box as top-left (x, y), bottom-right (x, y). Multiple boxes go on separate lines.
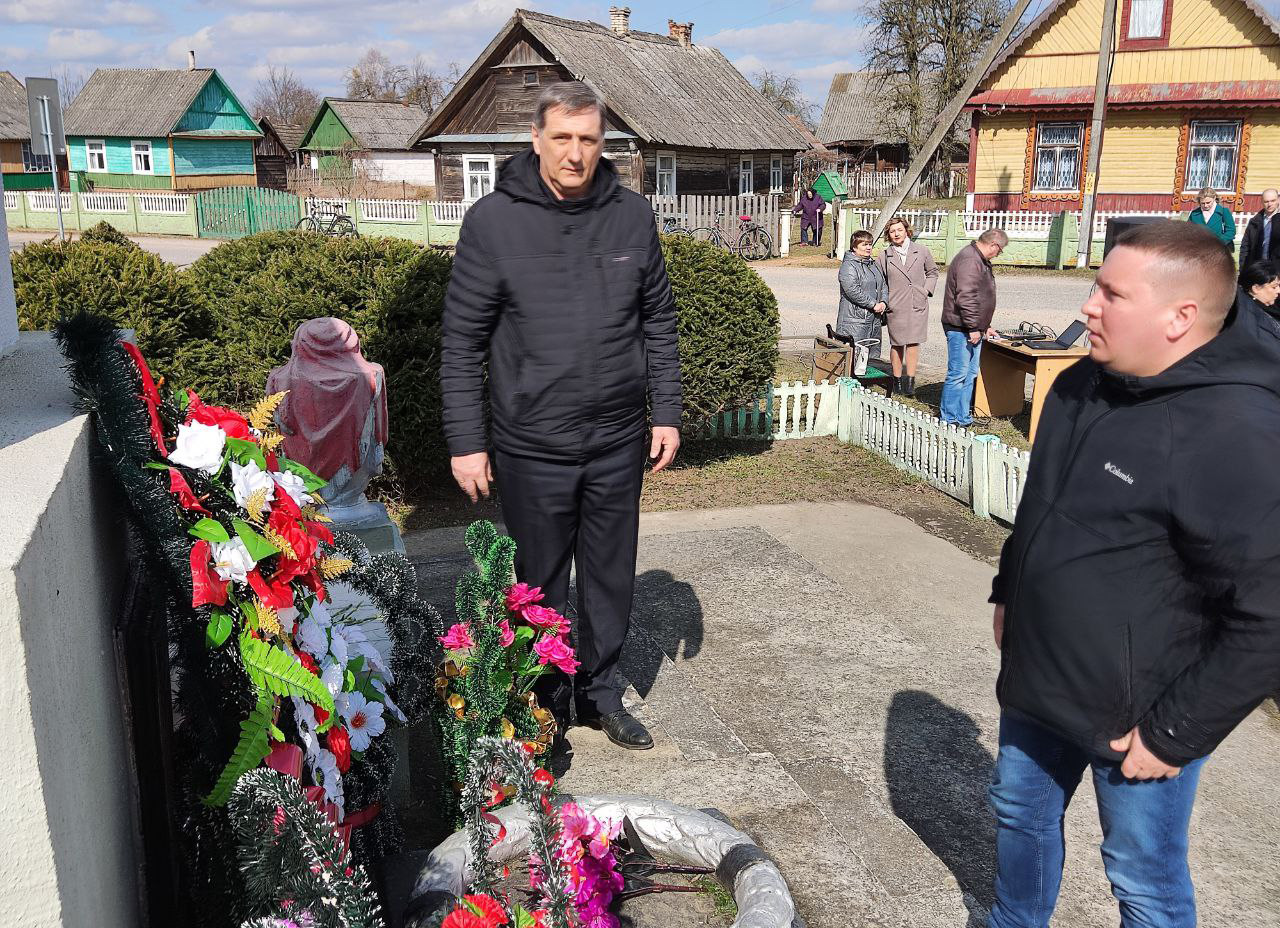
top-left (327, 497), bottom-right (405, 556)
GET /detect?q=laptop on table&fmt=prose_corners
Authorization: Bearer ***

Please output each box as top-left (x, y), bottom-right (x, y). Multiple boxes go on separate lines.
top-left (1026, 319), bottom-right (1087, 350)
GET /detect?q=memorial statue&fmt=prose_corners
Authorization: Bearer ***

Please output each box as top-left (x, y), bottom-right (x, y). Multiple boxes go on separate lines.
top-left (267, 317), bottom-right (403, 553)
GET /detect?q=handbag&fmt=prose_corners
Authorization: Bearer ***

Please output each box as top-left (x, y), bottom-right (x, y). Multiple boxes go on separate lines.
top-left (853, 339), bottom-right (879, 376)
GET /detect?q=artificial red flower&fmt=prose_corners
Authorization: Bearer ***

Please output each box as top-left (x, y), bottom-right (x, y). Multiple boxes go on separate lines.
top-left (122, 343), bottom-right (168, 454)
top-left (185, 390), bottom-right (252, 440)
top-left (306, 520), bottom-right (334, 546)
top-left (532, 768), bottom-right (556, 789)
top-left (296, 651), bottom-right (319, 675)
top-left (506, 582), bottom-right (545, 613)
top-left (268, 507), bottom-right (318, 567)
top-left (264, 451), bottom-right (280, 471)
top-left (462, 894), bottom-right (508, 927)
top-left (326, 726), bottom-right (351, 773)
top-left (190, 540), bottom-right (229, 607)
top-left (441, 911), bottom-right (486, 928)
top-left (247, 568), bottom-right (294, 611)
top-left (168, 468), bottom-right (208, 513)
top-left (312, 703), bottom-right (330, 726)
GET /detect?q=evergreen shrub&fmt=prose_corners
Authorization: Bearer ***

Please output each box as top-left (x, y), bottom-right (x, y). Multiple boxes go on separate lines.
top-left (79, 221), bottom-right (140, 248)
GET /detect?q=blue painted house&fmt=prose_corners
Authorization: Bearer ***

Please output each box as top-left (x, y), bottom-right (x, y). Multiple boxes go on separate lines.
top-left (64, 66), bottom-right (261, 191)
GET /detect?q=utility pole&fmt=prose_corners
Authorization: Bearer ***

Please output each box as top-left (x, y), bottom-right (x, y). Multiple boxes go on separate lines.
top-left (872, 0), bottom-right (1035, 240)
top-left (1075, 0), bottom-right (1119, 268)
top-left (38, 95), bottom-right (66, 242)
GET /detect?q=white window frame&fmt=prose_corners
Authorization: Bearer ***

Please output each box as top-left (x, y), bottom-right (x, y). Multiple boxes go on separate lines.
top-left (769, 154), bottom-right (784, 193)
top-left (86, 139), bottom-right (107, 172)
top-left (131, 139), bottom-right (154, 175)
top-left (739, 155), bottom-right (754, 195)
top-left (656, 151), bottom-right (677, 197)
top-left (1030, 121), bottom-right (1084, 192)
top-left (462, 153), bottom-right (495, 202)
top-left (1183, 119), bottom-right (1242, 194)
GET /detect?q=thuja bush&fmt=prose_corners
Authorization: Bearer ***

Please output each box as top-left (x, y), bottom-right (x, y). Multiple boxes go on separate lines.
top-left (660, 234), bottom-right (780, 424)
top-left (79, 221), bottom-right (140, 249)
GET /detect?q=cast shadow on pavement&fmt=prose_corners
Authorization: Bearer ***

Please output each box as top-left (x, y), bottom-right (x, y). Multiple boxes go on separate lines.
top-left (884, 689), bottom-right (997, 928)
top-left (623, 569), bottom-right (705, 699)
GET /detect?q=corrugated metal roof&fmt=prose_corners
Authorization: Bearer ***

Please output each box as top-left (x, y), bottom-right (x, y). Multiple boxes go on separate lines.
top-left (0, 71), bottom-right (29, 140)
top-left (64, 68), bottom-right (215, 137)
top-left (326, 98), bottom-right (431, 150)
top-left (426, 130), bottom-right (637, 143)
top-left (418, 9), bottom-right (810, 151)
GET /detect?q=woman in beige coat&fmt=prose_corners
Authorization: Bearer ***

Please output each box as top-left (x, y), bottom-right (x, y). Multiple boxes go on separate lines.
top-left (877, 216), bottom-right (939, 397)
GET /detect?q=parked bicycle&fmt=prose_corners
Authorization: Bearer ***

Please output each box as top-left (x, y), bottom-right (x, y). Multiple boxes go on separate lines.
top-left (296, 204), bottom-right (358, 237)
top-left (653, 209), bottom-right (692, 237)
top-left (691, 211), bottom-right (773, 260)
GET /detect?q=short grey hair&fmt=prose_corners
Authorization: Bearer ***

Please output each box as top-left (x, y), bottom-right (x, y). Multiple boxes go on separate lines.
top-left (978, 228), bottom-right (1009, 247)
top-left (534, 81), bottom-right (606, 132)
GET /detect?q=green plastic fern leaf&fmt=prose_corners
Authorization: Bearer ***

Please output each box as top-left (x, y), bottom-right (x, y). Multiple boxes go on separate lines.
top-left (204, 691), bottom-right (276, 806)
top-left (238, 634), bottom-right (335, 727)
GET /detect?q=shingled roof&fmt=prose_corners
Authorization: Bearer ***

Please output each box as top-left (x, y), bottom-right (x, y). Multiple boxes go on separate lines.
top-left (65, 68), bottom-right (220, 137)
top-left (816, 71), bottom-right (970, 148)
top-left (324, 99), bottom-right (430, 150)
top-left (0, 72), bottom-right (29, 140)
top-left (416, 9), bottom-right (809, 151)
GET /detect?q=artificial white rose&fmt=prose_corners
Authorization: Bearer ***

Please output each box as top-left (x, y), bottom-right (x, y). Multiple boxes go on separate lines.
top-left (209, 537), bottom-right (256, 584)
top-left (320, 659), bottom-right (344, 697)
top-left (272, 469), bottom-right (313, 508)
top-left (308, 599), bottom-right (333, 628)
top-left (297, 614), bottom-right (329, 660)
top-left (327, 623), bottom-right (350, 667)
top-left (168, 420), bottom-right (226, 474)
top-left (231, 460), bottom-right (276, 510)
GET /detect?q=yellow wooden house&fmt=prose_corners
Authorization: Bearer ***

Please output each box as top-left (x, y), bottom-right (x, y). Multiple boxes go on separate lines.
top-left (965, 0), bottom-right (1280, 211)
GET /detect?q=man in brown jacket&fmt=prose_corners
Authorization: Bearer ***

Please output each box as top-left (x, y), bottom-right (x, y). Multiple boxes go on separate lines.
top-left (940, 229), bottom-right (1007, 424)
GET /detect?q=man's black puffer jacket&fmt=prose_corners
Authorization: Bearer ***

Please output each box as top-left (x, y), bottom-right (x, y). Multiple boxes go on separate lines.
top-left (991, 297), bottom-right (1280, 766)
top-left (440, 148), bottom-right (681, 461)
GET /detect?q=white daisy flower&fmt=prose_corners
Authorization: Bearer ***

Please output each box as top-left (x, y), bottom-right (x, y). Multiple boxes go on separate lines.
top-left (340, 691), bottom-right (386, 751)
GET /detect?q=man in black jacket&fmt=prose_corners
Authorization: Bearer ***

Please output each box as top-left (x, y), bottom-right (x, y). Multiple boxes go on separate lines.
top-left (1239, 187), bottom-right (1280, 272)
top-left (988, 220), bottom-right (1280, 927)
top-left (440, 82), bottom-right (682, 750)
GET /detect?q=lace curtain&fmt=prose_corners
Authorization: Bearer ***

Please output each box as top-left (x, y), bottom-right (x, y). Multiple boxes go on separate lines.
top-left (1128, 0), bottom-right (1164, 38)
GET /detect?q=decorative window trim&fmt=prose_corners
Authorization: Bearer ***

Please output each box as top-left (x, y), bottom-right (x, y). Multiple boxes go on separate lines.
top-left (1119, 0), bottom-right (1173, 50)
top-left (1022, 114), bottom-right (1091, 202)
top-left (1172, 116), bottom-right (1250, 208)
top-left (462, 153), bottom-right (496, 201)
top-left (131, 139), bottom-right (154, 175)
top-left (739, 155), bottom-right (754, 195)
top-left (656, 151), bottom-right (677, 197)
top-left (770, 154), bottom-right (784, 193)
top-left (86, 139), bottom-right (107, 172)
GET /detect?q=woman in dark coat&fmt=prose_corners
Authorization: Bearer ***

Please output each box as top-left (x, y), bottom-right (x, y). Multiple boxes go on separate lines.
top-left (877, 215), bottom-right (938, 397)
top-left (793, 186), bottom-right (826, 247)
top-left (835, 229), bottom-right (888, 358)
top-left (1239, 260), bottom-right (1280, 320)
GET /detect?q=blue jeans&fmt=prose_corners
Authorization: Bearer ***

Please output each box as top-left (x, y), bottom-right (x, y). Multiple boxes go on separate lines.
top-left (941, 328), bottom-right (982, 424)
top-left (989, 714), bottom-right (1207, 928)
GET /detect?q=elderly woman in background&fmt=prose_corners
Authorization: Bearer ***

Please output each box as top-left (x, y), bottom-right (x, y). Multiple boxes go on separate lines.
top-left (877, 216), bottom-right (938, 397)
top-left (793, 186), bottom-right (827, 247)
top-left (834, 229), bottom-right (888, 360)
top-left (1187, 187), bottom-right (1237, 249)
top-left (1239, 260), bottom-right (1280, 319)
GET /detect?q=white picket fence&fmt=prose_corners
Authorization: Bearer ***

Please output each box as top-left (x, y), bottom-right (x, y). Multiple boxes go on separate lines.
top-left (3, 191), bottom-right (17, 211)
top-left (846, 207), bottom-right (948, 238)
top-left (25, 191), bottom-right (72, 212)
top-left (358, 198), bottom-right (419, 223)
top-left (428, 200), bottom-right (468, 224)
top-left (137, 193), bottom-right (190, 215)
top-left (963, 209), bottom-right (1058, 239)
top-left (697, 378), bottom-right (1030, 522)
top-left (80, 192), bottom-right (129, 214)
top-left (648, 194), bottom-right (785, 256)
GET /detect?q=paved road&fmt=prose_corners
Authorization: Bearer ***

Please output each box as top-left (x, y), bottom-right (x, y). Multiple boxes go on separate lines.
top-left (7, 229), bottom-right (219, 267)
top-left (757, 265), bottom-right (1097, 377)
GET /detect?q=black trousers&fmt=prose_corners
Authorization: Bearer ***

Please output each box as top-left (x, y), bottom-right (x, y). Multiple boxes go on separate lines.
top-left (493, 436), bottom-right (646, 716)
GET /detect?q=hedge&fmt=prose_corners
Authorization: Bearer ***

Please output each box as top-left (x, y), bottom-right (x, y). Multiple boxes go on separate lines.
top-left (15, 231), bottom-right (778, 492)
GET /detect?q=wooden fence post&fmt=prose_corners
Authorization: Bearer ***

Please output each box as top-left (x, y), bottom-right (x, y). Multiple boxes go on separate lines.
top-left (944, 209), bottom-right (966, 263)
top-left (835, 203), bottom-right (848, 260)
top-left (970, 434), bottom-right (998, 520)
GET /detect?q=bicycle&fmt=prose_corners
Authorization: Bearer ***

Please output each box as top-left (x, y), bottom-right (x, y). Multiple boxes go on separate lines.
top-left (653, 209), bottom-right (692, 237)
top-left (691, 211), bottom-right (773, 260)
top-left (296, 204), bottom-right (358, 237)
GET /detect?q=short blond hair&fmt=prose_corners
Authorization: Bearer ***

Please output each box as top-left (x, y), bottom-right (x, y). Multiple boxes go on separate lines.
top-left (883, 216), bottom-right (916, 241)
top-left (1196, 187), bottom-right (1219, 202)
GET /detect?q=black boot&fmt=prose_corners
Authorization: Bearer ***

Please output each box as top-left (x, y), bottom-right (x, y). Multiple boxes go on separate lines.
top-left (903, 375), bottom-right (916, 398)
top-left (581, 709), bottom-right (654, 750)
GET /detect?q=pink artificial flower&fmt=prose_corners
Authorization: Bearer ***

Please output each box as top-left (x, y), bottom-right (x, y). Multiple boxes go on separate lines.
top-left (498, 618), bottom-right (515, 647)
top-left (533, 635), bottom-right (579, 675)
top-left (439, 622), bottom-right (475, 651)
top-left (522, 605), bottom-right (568, 636)
top-left (505, 582), bottom-right (544, 613)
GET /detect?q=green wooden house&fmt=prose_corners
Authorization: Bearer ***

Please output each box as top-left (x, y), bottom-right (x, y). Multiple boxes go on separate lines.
top-left (64, 67), bottom-right (261, 191)
top-left (299, 98), bottom-right (435, 188)
top-left (0, 71), bottom-right (60, 191)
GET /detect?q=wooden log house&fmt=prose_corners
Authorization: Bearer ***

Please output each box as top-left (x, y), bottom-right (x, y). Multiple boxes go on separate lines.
top-left (412, 7), bottom-right (809, 200)
top-left (254, 117), bottom-right (305, 191)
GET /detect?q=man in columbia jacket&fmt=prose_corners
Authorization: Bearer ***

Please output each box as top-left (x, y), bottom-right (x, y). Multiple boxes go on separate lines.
top-left (987, 219), bottom-right (1280, 927)
top-left (440, 82), bottom-right (682, 750)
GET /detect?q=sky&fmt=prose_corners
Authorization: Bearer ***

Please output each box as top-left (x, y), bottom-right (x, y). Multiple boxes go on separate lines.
top-left (0, 0), bottom-right (883, 118)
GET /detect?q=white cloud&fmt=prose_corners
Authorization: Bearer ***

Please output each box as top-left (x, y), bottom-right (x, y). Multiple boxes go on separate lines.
top-left (1, 0), bottom-right (161, 27)
top-left (221, 12), bottom-right (352, 44)
top-left (811, 0), bottom-right (865, 11)
top-left (706, 20), bottom-right (871, 60)
top-left (46, 28), bottom-right (149, 62)
top-left (402, 0), bottom-right (524, 34)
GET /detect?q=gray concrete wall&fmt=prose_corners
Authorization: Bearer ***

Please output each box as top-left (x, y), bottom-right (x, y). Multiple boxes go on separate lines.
top-left (0, 173), bottom-right (17, 357)
top-left (0, 332), bottom-right (139, 926)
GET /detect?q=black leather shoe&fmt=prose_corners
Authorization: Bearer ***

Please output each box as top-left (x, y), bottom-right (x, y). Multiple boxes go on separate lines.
top-left (583, 709), bottom-right (654, 750)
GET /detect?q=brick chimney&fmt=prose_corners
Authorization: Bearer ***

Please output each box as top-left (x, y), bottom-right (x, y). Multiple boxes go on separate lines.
top-left (668, 20), bottom-right (693, 47)
top-left (609, 6), bottom-right (631, 34)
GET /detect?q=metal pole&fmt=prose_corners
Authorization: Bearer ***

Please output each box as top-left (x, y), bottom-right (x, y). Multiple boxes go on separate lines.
top-left (39, 95), bottom-right (65, 242)
top-left (872, 0), bottom-right (1035, 241)
top-left (1075, 0), bottom-right (1119, 268)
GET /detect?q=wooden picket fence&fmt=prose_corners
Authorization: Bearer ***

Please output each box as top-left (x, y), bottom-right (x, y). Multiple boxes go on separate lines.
top-left (647, 194), bottom-right (785, 256)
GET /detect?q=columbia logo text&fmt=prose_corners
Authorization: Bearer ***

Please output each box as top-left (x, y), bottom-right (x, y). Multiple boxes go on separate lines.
top-left (1105, 462), bottom-right (1134, 485)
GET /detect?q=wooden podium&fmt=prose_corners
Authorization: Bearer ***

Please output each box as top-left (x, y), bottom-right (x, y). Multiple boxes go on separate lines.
top-left (974, 338), bottom-right (1088, 442)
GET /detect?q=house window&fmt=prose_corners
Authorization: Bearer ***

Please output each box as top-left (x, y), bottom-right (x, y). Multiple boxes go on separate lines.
top-left (770, 155), bottom-right (784, 193)
top-left (1184, 120), bottom-right (1241, 192)
top-left (132, 140), bottom-right (154, 175)
top-left (1126, 0), bottom-right (1165, 38)
top-left (21, 140), bottom-right (52, 173)
top-left (1032, 122), bottom-right (1083, 191)
top-left (739, 155), bottom-right (753, 195)
top-left (657, 152), bottom-right (676, 196)
top-left (523, 71), bottom-right (539, 87)
top-left (463, 154), bottom-right (495, 200)
top-left (86, 139), bottom-right (106, 172)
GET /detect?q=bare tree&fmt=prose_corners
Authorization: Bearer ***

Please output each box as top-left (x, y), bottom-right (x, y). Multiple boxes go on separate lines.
top-left (345, 49), bottom-right (460, 111)
top-left (251, 65), bottom-right (322, 126)
top-left (866, 0), bottom-right (1008, 164)
top-left (752, 69), bottom-right (816, 128)
top-left (52, 65), bottom-right (87, 109)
